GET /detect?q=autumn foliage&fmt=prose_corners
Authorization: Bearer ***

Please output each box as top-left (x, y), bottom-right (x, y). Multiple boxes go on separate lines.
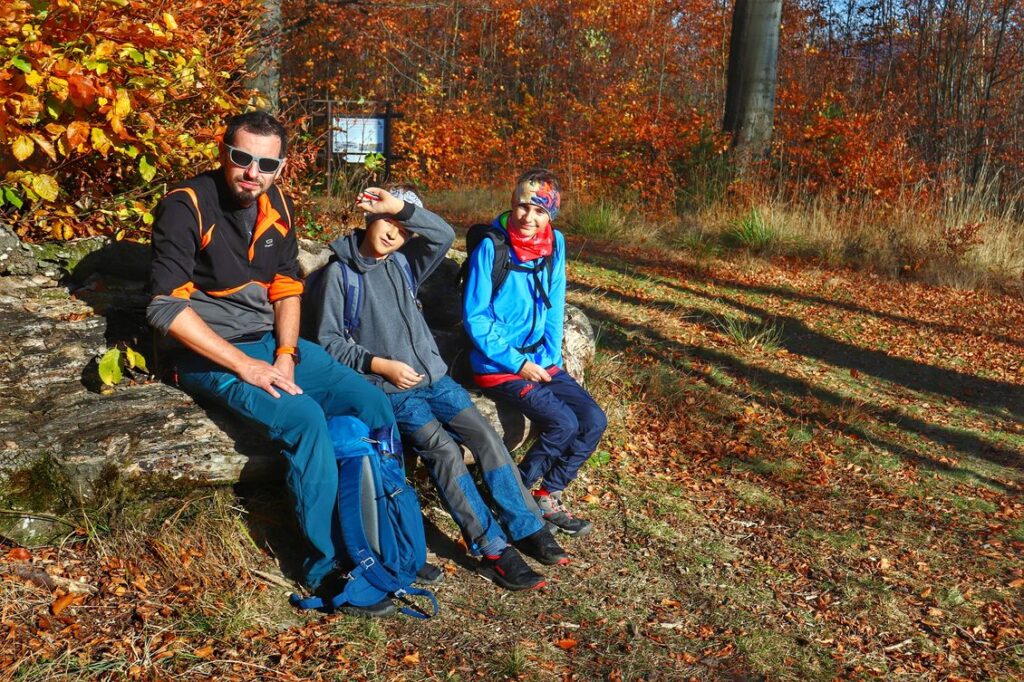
top-left (281, 0), bottom-right (1024, 208)
top-left (3, 0), bottom-right (1024, 241)
top-left (0, 0), bottom-right (262, 241)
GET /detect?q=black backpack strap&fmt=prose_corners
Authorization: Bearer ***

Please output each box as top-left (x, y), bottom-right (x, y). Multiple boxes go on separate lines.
top-left (459, 224), bottom-right (512, 299)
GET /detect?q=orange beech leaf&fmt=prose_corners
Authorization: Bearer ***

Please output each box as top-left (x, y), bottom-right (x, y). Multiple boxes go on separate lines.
top-left (51, 593), bottom-right (75, 616)
top-left (66, 120), bottom-right (90, 148)
top-left (555, 638), bottom-right (578, 650)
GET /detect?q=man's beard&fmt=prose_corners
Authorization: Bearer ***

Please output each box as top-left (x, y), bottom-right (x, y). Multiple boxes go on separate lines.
top-left (228, 179), bottom-right (264, 207)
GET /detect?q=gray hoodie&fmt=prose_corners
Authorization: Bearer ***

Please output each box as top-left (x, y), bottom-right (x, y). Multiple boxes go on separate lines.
top-left (304, 203), bottom-right (455, 393)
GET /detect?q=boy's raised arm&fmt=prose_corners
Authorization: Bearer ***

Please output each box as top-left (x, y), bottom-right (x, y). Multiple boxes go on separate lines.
top-left (398, 205), bottom-right (456, 287)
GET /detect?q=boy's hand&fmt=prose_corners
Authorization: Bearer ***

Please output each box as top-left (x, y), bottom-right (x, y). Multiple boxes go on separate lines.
top-left (355, 187), bottom-right (404, 216)
top-left (378, 359), bottom-right (424, 390)
top-left (519, 361), bottom-right (551, 383)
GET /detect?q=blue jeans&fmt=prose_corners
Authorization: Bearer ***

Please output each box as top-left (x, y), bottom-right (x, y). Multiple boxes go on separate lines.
top-left (175, 333), bottom-right (396, 590)
top-left (390, 376), bottom-right (543, 554)
top-left (483, 370), bottom-right (607, 493)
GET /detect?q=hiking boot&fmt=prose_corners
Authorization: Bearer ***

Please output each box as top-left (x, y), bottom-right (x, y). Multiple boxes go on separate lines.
top-left (477, 546), bottom-right (546, 591)
top-left (414, 562), bottom-right (444, 586)
top-left (513, 528), bottom-right (569, 566)
top-left (534, 490), bottom-right (593, 537)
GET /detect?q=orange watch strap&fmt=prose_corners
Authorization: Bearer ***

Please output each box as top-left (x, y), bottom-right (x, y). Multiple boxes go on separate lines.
top-left (275, 346), bottom-right (297, 357)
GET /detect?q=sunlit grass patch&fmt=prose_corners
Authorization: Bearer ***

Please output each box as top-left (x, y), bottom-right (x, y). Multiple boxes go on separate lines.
top-left (729, 480), bottom-right (784, 511)
top-left (787, 425), bottom-right (815, 444)
top-left (948, 494), bottom-right (999, 515)
top-left (727, 455), bottom-right (805, 483)
top-left (795, 527), bottom-right (865, 552)
top-left (737, 629), bottom-right (837, 681)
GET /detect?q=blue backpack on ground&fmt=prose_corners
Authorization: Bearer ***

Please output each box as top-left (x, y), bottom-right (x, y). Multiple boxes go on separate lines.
top-left (289, 416), bottom-right (438, 618)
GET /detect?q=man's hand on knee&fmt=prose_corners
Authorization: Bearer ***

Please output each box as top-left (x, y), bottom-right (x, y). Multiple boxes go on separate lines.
top-left (237, 356), bottom-right (303, 398)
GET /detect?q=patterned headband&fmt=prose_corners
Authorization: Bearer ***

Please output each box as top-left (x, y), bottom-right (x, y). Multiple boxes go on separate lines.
top-left (512, 179), bottom-right (560, 220)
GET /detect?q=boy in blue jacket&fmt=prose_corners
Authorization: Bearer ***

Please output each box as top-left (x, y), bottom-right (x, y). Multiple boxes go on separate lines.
top-left (464, 169), bottom-right (607, 536)
top-left (304, 186), bottom-right (568, 591)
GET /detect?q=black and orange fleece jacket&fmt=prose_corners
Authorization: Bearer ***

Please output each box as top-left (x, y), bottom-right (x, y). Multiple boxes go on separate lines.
top-left (147, 170), bottom-right (303, 341)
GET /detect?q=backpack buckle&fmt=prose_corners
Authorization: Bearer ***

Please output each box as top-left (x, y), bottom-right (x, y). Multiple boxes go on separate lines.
top-left (360, 556), bottom-right (376, 570)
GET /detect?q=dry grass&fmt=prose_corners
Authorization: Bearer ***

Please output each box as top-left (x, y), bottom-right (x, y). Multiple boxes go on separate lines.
top-left (683, 184), bottom-right (1024, 293)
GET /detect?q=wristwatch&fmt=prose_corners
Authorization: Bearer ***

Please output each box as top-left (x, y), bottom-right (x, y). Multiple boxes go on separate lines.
top-left (275, 345), bottom-right (301, 364)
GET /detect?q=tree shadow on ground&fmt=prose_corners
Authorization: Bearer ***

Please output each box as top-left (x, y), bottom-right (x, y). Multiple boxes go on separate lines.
top-left (572, 296), bottom-right (1022, 489)
top-left (663, 279), bottom-right (1024, 423)
top-left (568, 252), bottom-right (1024, 424)
top-left (573, 243), bottom-right (1024, 349)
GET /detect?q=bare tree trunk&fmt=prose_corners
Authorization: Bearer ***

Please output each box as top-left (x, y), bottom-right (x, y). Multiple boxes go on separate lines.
top-left (248, 0), bottom-right (282, 113)
top-left (723, 0), bottom-right (783, 169)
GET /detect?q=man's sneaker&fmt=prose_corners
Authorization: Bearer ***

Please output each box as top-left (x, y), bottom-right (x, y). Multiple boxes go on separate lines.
top-left (534, 489), bottom-right (593, 537)
top-left (414, 562), bottom-right (444, 586)
top-left (477, 546), bottom-right (546, 591)
top-left (514, 528), bottom-right (569, 566)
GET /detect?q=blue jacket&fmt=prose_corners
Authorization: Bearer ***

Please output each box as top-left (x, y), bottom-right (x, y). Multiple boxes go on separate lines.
top-left (463, 212), bottom-right (566, 376)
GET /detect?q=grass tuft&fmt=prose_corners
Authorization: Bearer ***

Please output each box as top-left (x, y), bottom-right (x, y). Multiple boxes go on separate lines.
top-left (715, 314), bottom-right (785, 351)
top-left (566, 200), bottom-right (631, 240)
top-left (726, 208), bottom-right (780, 253)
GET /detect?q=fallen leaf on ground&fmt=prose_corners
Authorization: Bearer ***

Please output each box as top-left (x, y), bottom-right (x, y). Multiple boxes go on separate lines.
top-left (51, 593), bottom-right (75, 616)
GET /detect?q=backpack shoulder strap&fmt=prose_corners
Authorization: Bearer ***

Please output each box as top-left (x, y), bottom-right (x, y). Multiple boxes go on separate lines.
top-left (484, 228), bottom-right (512, 297)
top-left (337, 259), bottom-right (363, 339)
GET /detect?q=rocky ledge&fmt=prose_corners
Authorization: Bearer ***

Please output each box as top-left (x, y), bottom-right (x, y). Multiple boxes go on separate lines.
top-left (0, 227), bottom-right (596, 543)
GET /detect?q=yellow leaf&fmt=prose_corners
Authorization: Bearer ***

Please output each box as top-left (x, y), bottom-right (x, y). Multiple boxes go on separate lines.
top-left (12, 135), bottom-right (34, 162)
top-left (114, 89), bottom-right (131, 118)
top-left (162, 12), bottom-right (177, 30)
top-left (24, 70), bottom-right (43, 89)
top-left (90, 127), bottom-right (111, 156)
top-left (31, 174), bottom-right (59, 202)
top-left (95, 40), bottom-right (117, 58)
top-left (401, 651), bottom-right (420, 665)
top-left (47, 76), bottom-right (69, 101)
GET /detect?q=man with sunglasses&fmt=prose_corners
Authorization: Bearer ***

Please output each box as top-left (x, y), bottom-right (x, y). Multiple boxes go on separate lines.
top-left (147, 111), bottom-right (410, 616)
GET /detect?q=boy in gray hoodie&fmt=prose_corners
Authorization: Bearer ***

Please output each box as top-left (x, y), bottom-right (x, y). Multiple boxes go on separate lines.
top-left (304, 186), bottom-right (568, 591)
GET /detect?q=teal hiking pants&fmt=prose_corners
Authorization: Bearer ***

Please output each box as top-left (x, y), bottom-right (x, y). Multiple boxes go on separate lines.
top-left (175, 333), bottom-right (396, 590)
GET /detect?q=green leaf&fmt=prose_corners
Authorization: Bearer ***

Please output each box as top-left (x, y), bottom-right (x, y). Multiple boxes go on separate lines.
top-left (10, 55), bottom-right (31, 74)
top-left (125, 348), bottom-right (148, 373)
top-left (98, 348), bottom-right (123, 386)
top-left (138, 154), bottom-right (156, 182)
top-left (3, 187), bottom-right (23, 209)
top-left (124, 47), bottom-right (145, 64)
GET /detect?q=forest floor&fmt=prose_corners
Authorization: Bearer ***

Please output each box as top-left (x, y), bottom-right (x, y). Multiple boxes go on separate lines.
top-left (2, 236), bottom-right (1022, 681)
